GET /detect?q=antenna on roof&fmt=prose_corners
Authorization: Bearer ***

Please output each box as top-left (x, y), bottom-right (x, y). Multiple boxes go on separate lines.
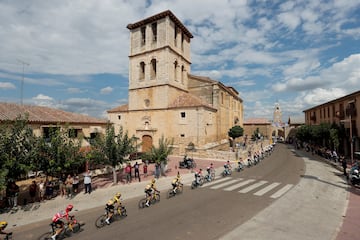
top-left (17, 59), bottom-right (30, 105)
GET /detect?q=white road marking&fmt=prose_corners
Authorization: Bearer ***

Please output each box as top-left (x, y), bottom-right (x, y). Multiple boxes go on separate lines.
top-left (202, 177), bottom-right (232, 187)
top-left (239, 180), bottom-right (268, 193)
top-left (223, 179), bottom-right (254, 191)
top-left (210, 179), bottom-right (242, 189)
top-left (270, 184), bottom-right (293, 198)
top-left (254, 182), bottom-right (281, 196)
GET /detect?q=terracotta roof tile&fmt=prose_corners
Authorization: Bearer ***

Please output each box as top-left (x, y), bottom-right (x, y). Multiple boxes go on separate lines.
top-left (0, 102), bottom-right (107, 124)
top-left (107, 104), bottom-right (129, 113)
top-left (169, 93), bottom-right (215, 110)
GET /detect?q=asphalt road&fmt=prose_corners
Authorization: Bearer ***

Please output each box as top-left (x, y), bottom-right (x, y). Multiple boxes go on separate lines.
top-left (13, 144), bottom-right (305, 240)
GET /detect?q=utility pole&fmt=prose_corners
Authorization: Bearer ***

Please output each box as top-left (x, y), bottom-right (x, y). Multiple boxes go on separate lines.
top-left (17, 59), bottom-right (30, 105)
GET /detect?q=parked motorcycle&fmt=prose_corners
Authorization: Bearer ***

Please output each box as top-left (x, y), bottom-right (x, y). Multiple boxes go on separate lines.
top-left (179, 156), bottom-right (196, 169)
top-left (349, 168), bottom-right (360, 186)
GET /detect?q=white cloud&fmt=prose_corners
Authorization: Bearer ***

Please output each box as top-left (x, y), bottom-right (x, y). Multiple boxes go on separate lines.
top-left (100, 86), bottom-right (113, 95)
top-left (0, 82), bottom-right (16, 89)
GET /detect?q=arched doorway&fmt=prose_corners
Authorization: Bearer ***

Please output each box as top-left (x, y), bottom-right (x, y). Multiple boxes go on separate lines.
top-left (142, 135), bottom-right (153, 152)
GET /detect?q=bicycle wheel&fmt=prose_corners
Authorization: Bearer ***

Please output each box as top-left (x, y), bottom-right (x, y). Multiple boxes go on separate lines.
top-left (151, 193), bottom-right (160, 204)
top-left (71, 222), bottom-right (81, 233)
top-left (167, 189), bottom-right (175, 199)
top-left (95, 215), bottom-right (107, 228)
top-left (177, 184), bottom-right (183, 194)
top-left (114, 206), bottom-right (127, 219)
top-left (38, 232), bottom-right (52, 240)
top-left (121, 207), bottom-right (127, 217)
top-left (138, 198), bottom-right (147, 209)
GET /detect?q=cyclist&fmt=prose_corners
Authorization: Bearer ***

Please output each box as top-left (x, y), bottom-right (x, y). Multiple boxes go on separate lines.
top-left (0, 221), bottom-right (11, 239)
top-left (145, 179), bottom-right (159, 207)
top-left (51, 204), bottom-right (73, 240)
top-left (195, 168), bottom-right (203, 185)
top-left (104, 192), bottom-right (123, 224)
top-left (224, 160), bottom-right (232, 175)
top-left (171, 172), bottom-right (181, 193)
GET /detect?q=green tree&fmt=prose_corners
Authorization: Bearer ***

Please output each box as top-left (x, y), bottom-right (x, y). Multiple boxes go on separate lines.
top-left (91, 124), bottom-right (137, 183)
top-left (228, 126), bottom-right (244, 147)
top-left (147, 135), bottom-right (174, 176)
top-left (0, 115), bottom-right (36, 187)
top-left (34, 125), bottom-right (84, 177)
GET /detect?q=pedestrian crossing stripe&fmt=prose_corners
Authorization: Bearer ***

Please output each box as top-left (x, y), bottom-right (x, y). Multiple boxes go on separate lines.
top-left (201, 177), bottom-right (231, 187)
top-left (254, 182), bottom-right (280, 196)
top-left (223, 179), bottom-right (255, 191)
top-left (239, 180), bottom-right (268, 193)
top-left (199, 177), bottom-right (294, 198)
top-left (270, 184), bottom-right (293, 198)
top-left (210, 179), bottom-right (242, 189)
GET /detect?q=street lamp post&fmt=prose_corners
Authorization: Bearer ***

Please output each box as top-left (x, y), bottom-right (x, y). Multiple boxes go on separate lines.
top-left (341, 105), bottom-right (354, 165)
top-left (17, 59), bottom-right (30, 105)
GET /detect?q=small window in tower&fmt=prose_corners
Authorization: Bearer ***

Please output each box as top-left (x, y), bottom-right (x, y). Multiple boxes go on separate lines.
top-left (152, 23), bottom-right (157, 42)
top-left (141, 26), bottom-right (146, 45)
top-left (118, 115), bottom-right (121, 120)
top-left (150, 59), bottom-right (157, 79)
top-left (180, 134), bottom-right (185, 137)
top-left (139, 61), bottom-right (145, 80)
top-left (181, 112), bottom-right (186, 118)
top-left (181, 65), bottom-right (185, 84)
top-left (174, 61), bottom-right (178, 81)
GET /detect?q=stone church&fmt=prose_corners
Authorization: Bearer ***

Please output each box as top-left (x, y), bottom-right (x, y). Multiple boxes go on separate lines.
top-left (107, 10), bottom-right (243, 154)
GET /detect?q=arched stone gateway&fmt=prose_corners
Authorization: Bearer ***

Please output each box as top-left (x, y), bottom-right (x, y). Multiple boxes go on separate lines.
top-left (142, 135), bottom-right (153, 152)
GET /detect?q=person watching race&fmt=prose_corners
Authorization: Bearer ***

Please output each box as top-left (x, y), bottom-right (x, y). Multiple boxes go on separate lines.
top-left (0, 221), bottom-right (11, 239)
top-left (144, 179), bottom-right (159, 207)
top-left (171, 172), bottom-right (181, 193)
top-left (104, 192), bottom-right (123, 224)
top-left (51, 204), bottom-right (73, 240)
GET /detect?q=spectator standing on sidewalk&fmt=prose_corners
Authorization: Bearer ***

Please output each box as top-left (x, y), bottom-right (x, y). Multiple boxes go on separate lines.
top-left (72, 174), bottom-right (79, 194)
top-left (143, 163), bottom-right (148, 178)
top-left (59, 173), bottom-right (66, 197)
top-left (341, 156), bottom-right (348, 179)
top-left (29, 180), bottom-right (37, 203)
top-left (38, 180), bottom-right (45, 202)
top-left (83, 170), bottom-right (92, 194)
top-left (6, 180), bottom-right (19, 208)
top-left (65, 175), bottom-right (73, 198)
top-left (125, 163), bottom-right (132, 183)
top-left (134, 162), bottom-right (141, 182)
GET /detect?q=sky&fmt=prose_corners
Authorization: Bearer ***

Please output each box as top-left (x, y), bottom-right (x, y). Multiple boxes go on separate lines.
top-left (0, 0), bottom-right (359, 123)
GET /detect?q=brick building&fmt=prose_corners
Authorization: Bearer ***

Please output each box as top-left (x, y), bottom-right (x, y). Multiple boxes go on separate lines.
top-left (303, 90), bottom-right (360, 159)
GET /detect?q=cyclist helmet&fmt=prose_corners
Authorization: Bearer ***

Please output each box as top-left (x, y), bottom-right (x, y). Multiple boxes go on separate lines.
top-left (115, 192), bottom-right (121, 198)
top-left (354, 169), bottom-right (359, 174)
top-left (151, 178), bottom-right (156, 184)
top-left (0, 221), bottom-right (7, 229)
top-left (66, 204), bottom-right (73, 212)
top-left (107, 199), bottom-right (114, 205)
